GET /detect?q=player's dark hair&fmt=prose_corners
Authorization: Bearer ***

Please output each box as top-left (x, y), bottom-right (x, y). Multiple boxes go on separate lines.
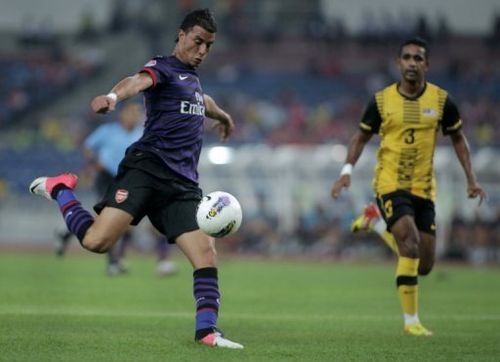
top-left (399, 37), bottom-right (430, 59)
top-left (176, 8), bottom-right (217, 42)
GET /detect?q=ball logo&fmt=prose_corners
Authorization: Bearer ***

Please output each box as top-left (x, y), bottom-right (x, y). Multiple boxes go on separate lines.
top-left (205, 196), bottom-right (231, 219)
top-left (115, 189), bottom-right (129, 203)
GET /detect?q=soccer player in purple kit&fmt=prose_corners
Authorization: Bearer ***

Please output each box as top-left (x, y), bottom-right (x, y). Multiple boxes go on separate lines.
top-left (29, 9), bottom-right (243, 349)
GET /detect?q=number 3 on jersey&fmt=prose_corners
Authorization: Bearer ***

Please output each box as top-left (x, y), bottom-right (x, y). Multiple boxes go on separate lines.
top-left (404, 128), bottom-right (415, 144)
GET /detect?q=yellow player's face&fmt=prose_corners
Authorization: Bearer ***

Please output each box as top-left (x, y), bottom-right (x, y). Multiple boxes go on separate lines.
top-left (175, 25), bottom-right (216, 68)
top-left (397, 44), bottom-right (428, 84)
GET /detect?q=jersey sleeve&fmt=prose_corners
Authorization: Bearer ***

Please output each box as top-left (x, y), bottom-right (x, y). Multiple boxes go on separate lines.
top-left (441, 95), bottom-right (462, 135)
top-left (359, 96), bottom-right (382, 134)
top-left (139, 57), bottom-right (170, 88)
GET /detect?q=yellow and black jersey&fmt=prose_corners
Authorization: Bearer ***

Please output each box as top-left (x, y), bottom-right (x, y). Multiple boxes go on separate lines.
top-left (359, 82), bottom-right (462, 201)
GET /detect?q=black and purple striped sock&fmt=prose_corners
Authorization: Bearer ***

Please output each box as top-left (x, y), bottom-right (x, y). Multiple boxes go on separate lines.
top-left (55, 189), bottom-right (94, 243)
top-left (193, 267), bottom-right (220, 340)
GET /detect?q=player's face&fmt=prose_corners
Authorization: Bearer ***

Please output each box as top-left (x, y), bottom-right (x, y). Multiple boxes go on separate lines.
top-left (176, 25), bottom-right (216, 68)
top-left (397, 44), bottom-right (428, 84)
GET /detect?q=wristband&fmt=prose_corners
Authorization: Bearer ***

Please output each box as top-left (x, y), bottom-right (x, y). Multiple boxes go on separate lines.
top-left (106, 92), bottom-right (118, 102)
top-left (340, 163), bottom-right (353, 176)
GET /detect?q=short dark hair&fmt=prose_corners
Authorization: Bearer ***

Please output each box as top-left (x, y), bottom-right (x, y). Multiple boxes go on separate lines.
top-left (399, 37), bottom-right (430, 59)
top-left (180, 8), bottom-right (217, 34)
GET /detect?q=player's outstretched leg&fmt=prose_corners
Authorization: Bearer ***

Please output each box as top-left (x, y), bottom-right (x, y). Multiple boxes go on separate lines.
top-left (351, 203), bottom-right (399, 254)
top-left (30, 173), bottom-right (78, 200)
top-left (29, 173), bottom-right (94, 244)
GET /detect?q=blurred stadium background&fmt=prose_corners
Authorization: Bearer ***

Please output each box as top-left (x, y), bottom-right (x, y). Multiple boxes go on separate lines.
top-left (0, 0), bottom-right (499, 265)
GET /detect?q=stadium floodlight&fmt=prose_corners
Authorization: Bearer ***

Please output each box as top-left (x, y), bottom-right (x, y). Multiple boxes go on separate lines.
top-left (208, 146), bottom-right (234, 165)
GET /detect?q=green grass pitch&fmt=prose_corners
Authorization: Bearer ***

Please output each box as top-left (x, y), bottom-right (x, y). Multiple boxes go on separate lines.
top-left (0, 252), bottom-right (499, 361)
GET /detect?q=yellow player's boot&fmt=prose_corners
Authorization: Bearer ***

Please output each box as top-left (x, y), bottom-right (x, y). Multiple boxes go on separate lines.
top-left (351, 203), bottom-right (381, 232)
top-left (404, 323), bottom-right (433, 336)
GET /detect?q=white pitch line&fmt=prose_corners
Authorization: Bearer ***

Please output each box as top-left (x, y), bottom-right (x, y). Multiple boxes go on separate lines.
top-left (0, 307), bottom-right (499, 321)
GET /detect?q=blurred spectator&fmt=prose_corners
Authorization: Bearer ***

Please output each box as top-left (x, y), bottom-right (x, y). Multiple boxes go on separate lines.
top-left (18, 16), bottom-right (57, 47)
top-left (436, 13), bottom-right (451, 41)
top-left (444, 211), bottom-right (469, 261)
top-left (444, 208), bottom-right (499, 265)
top-left (219, 0), bottom-right (252, 45)
top-left (0, 51), bottom-right (103, 127)
top-left (414, 14), bottom-right (432, 41)
top-left (236, 192), bottom-right (281, 254)
top-left (297, 203), bottom-right (332, 246)
top-left (108, 0), bottom-right (127, 34)
top-left (487, 13), bottom-right (500, 48)
top-left (137, 0), bottom-right (165, 55)
top-left (469, 215), bottom-right (493, 265)
top-left (77, 8), bottom-right (99, 42)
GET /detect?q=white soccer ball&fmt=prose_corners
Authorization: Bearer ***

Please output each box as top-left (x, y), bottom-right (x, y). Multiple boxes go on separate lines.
top-left (196, 191), bottom-right (242, 238)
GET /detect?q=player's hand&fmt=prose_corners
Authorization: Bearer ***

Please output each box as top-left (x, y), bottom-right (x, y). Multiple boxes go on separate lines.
top-left (90, 95), bottom-right (117, 114)
top-left (331, 175), bottom-right (351, 199)
top-left (467, 182), bottom-right (487, 206)
top-left (211, 115), bottom-right (235, 142)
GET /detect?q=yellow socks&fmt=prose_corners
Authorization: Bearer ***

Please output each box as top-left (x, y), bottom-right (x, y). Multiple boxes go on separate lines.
top-left (396, 257), bottom-right (419, 321)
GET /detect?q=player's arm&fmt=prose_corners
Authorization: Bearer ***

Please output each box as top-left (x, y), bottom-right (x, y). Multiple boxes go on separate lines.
top-left (331, 96), bottom-right (380, 199)
top-left (331, 130), bottom-right (372, 199)
top-left (90, 72), bottom-right (153, 114)
top-left (449, 130), bottom-right (487, 205)
top-left (442, 95), bottom-right (487, 205)
top-left (203, 94), bottom-right (235, 142)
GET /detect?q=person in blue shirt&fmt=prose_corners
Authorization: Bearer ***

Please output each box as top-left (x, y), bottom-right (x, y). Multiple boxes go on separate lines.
top-left (84, 102), bottom-right (143, 179)
top-left (29, 8), bottom-right (242, 349)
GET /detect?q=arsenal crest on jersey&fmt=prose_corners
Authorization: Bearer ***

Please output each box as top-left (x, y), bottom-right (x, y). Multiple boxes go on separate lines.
top-left (115, 189), bottom-right (129, 203)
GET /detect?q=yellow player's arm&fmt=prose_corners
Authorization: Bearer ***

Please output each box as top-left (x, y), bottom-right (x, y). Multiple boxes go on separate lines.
top-left (450, 130), bottom-right (487, 205)
top-left (203, 94), bottom-right (235, 142)
top-left (90, 72), bottom-right (154, 114)
top-left (345, 130), bottom-right (373, 166)
top-left (331, 130), bottom-right (372, 199)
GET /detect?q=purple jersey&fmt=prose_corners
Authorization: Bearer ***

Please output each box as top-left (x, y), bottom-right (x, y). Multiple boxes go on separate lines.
top-left (130, 55), bottom-right (206, 183)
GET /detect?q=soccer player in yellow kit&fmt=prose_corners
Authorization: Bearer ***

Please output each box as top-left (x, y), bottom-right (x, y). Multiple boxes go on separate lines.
top-left (331, 37), bottom-right (486, 336)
